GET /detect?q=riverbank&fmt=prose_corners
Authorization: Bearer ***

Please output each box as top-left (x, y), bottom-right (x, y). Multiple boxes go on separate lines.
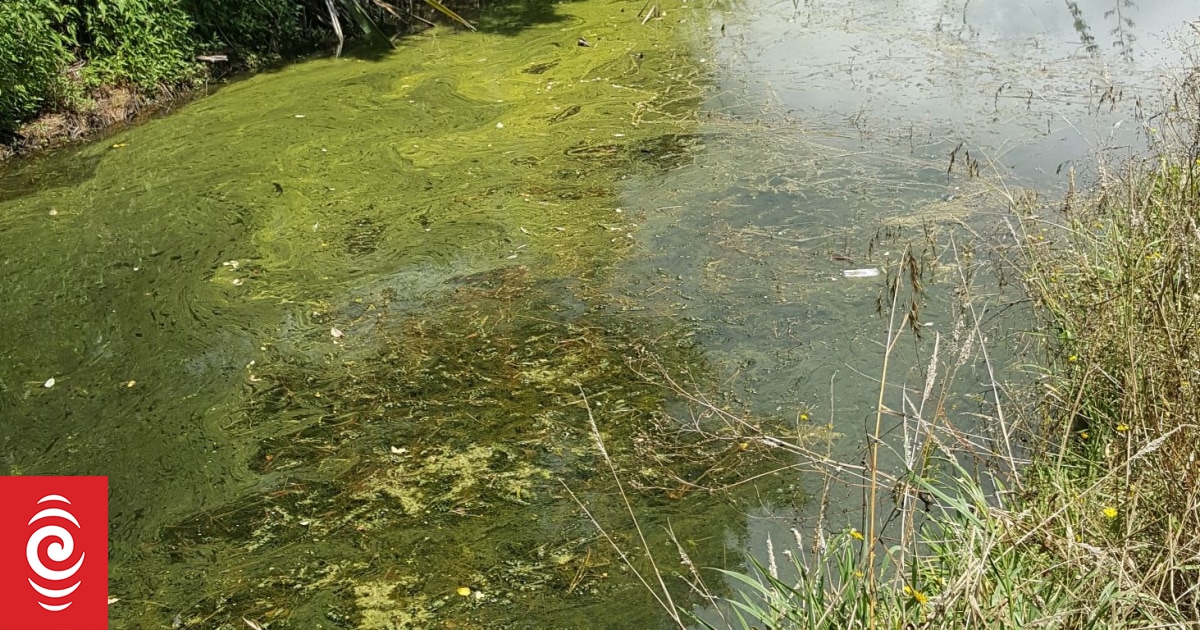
top-left (0, 0), bottom-right (481, 160)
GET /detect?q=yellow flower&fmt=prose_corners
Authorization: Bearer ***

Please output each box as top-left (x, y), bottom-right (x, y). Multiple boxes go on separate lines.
top-left (799, 413), bottom-right (809, 421)
top-left (1079, 430), bottom-right (1089, 440)
top-left (1102, 507), bottom-right (1118, 519)
top-left (1116, 424), bottom-right (1129, 432)
top-left (457, 586), bottom-right (472, 597)
top-left (1067, 355), bottom-right (1078, 363)
top-left (849, 528), bottom-right (864, 541)
top-left (904, 585), bottom-right (928, 605)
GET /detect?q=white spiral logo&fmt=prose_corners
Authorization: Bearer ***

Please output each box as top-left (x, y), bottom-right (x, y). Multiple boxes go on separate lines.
top-left (26, 494), bottom-right (86, 612)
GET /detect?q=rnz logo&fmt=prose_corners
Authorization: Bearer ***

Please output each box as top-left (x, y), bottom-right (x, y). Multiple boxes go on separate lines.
top-left (27, 494), bottom-right (87, 611)
top-left (0, 476), bottom-right (108, 630)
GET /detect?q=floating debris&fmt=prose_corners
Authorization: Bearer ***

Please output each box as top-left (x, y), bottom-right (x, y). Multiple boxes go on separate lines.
top-left (842, 268), bottom-right (881, 278)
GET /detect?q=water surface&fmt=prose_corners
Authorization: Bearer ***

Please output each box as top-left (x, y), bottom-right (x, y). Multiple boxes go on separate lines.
top-left (1, 0), bottom-right (1196, 627)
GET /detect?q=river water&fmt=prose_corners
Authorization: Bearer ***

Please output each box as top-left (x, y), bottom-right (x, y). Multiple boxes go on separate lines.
top-left (0, 0), bottom-right (1194, 628)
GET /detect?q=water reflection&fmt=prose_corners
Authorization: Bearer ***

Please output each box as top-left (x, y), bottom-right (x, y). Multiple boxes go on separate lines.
top-left (715, 0), bottom-right (1190, 185)
top-left (621, 0), bottom-right (1194, 620)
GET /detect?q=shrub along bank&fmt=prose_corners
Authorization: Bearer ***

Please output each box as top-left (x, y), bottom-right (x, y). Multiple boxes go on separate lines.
top-left (0, 0), bottom-right (417, 150)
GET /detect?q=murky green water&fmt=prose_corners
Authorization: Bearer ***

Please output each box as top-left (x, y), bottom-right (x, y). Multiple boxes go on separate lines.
top-left (1, 2), bottom-right (751, 627)
top-left (2, 0), bottom-right (1196, 627)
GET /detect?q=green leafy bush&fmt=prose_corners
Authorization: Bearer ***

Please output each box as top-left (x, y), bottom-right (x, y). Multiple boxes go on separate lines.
top-left (185, 0), bottom-right (321, 66)
top-left (76, 0), bottom-right (199, 91)
top-left (0, 0), bottom-right (76, 135)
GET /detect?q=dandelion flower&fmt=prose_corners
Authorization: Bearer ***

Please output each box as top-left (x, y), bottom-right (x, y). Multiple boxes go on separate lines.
top-left (1067, 355), bottom-right (1078, 363)
top-left (1102, 507), bottom-right (1118, 519)
top-left (1116, 424), bottom-right (1129, 432)
top-left (849, 528), bottom-right (864, 541)
top-left (457, 586), bottom-right (472, 597)
top-left (904, 585), bottom-right (929, 605)
top-left (1079, 430), bottom-right (1089, 440)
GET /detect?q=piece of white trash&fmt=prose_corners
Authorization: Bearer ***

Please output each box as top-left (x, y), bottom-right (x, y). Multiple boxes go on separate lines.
top-left (43, 378), bottom-right (56, 388)
top-left (842, 268), bottom-right (881, 278)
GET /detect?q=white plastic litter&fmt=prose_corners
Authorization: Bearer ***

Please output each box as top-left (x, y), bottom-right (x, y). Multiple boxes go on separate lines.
top-left (842, 268), bottom-right (881, 278)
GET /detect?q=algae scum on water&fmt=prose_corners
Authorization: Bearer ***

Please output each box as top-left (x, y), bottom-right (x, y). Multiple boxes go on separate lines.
top-left (156, 274), bottom-right (764, 629)
top-left (0, 0), bottom-right (773, 628)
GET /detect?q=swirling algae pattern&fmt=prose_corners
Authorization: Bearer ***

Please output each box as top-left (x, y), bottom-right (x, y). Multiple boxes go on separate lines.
top-left (0, 0), bottom-right (710, 628)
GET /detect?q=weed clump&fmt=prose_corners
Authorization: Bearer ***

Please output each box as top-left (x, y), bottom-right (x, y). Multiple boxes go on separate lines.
top-left (1012, 92), bottom-right (1200, 620)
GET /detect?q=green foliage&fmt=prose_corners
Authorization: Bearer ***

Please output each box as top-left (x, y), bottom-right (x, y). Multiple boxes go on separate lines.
top-left (0, 0), bottom-right (327, 134)
top-left (0, 0), bottom-right (76, 134)
top-left (76, 0), bottom-right (199, 91)
top-left (183, 0), bottom-right (320, 66)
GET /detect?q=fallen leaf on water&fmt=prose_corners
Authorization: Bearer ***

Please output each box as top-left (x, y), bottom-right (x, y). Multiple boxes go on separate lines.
top-left (330, 327), bottom-right (344, 338)
top-left (43, 378), bottom-right (55, 388)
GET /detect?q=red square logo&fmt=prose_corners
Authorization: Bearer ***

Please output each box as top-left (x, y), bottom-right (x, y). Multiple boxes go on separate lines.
top-left (0, 476), bottom-right (108, 630)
